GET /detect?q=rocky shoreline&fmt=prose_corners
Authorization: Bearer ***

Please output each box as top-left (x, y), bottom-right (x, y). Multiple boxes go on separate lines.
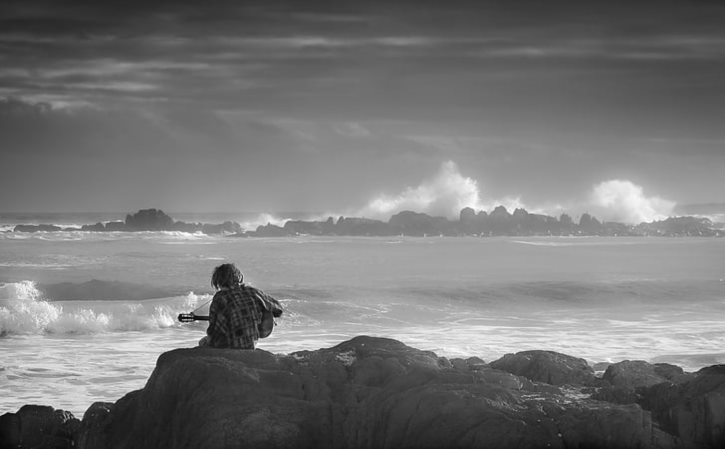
top-left (2, 336), bottom-right (724, 448)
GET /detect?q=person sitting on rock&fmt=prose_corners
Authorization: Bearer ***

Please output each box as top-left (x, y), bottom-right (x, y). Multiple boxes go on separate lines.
top-left (199, 263), bottom-right (281, 349)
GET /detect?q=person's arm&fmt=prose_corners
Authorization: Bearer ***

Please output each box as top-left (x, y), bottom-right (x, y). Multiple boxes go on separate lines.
top-left (207, 293), bottom-right (230, 341)
top-left (256, 290), bottom-right (284, 317)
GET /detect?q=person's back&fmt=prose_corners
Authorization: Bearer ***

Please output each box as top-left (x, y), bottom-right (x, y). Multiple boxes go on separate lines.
top-left (202, 263), bottom-right (279, 349)
top-left (207, 283), bottom-right (264, 349)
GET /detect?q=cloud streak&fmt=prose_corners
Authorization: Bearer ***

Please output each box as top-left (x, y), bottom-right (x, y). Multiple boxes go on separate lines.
top-left (0, 2), bottom-right (724, 211)
top-left (3, 0), bottom-right (725, 114)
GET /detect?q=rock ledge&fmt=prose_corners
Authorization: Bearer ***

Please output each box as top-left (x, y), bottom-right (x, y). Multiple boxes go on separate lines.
top-left (2, 336), bottom-right (724, 449)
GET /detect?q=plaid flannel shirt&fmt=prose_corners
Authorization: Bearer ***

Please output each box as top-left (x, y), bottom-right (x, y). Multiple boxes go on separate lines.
top-left (206, 284), bottom-right (271, 349)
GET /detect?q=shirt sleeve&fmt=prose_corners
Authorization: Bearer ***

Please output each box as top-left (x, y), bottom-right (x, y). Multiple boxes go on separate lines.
top-left (256, 289), bottom-right (284, 317)
top-left (207, 292), bottom-right (230, 340)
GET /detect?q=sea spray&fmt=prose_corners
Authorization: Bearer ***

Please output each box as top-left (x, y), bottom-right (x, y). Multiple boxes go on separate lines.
top-left (0, 281), bottom-right (61, 335)
top-left (0, 281), bottom-right (213, 335)
top-left (45, 308), bottom-right (111, 334)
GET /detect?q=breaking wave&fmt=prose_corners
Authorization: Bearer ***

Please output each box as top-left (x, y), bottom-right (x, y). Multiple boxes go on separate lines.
top-left (0, 281), bottom-right (211, 336)
top-left (355, 161), bottom-right (526, 220)
top-left (588, 179), bottom-right (676, 224)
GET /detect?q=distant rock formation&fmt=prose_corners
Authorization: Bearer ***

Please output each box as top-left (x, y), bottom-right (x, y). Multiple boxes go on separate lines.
top-left (13, 209), bottom-right (242, 235)
top-left (388, 210), bottom-right (451, 236)
top-left (250, 206), bottom-right (723, 238)
top-left (9, 207), bottom-right (724, 237)
top-left (12, 224), bottom-right (62, 233)
top-left (3, 336), bottom-right (724, 448)
top-left (124, 208), bottom-right (174, 231)
top-left (636, 216), bottom-right (718, 237)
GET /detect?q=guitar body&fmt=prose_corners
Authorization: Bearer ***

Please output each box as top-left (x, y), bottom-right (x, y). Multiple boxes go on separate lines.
top-left (258, 308), bottom-right (275, 338)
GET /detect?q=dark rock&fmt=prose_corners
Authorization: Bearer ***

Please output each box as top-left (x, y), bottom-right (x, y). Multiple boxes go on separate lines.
top-left (8, 206), bottom-right (722, 237)
top-left (335, 217), bottom-right (393, 236)
top-left (75, 402), bottom-right (114, 449)
top-left (81, 222), bottom-right (106, 232)
top-left (579, 213), bottom-right (602, 234)
top-left (13, 224), bottom-right (62, 232)
top-left (459, 207), bottom-right (476, 223)
top-left (124, 208), bottom-right (174, 231)
top-left (602, 360), bottom-right (693, 391)
top-left (201, 221), bottom-right (242, 235)
top-left (590, 359), bottom-right (696, 405)
top-left (559, 213), bottom-right (574, 229)
top-left (78, 336), bottom-right (667, 449)
top-left (603, 360), bottom-right (673, 389)
top-left (639, 364), bottom-right (725, 448)
top-left (103, 221), bottom-right (126, 231)
top-left (0, 411), bottom-right (21, 448)
top-left (388, 211), bottom-right (451, 236)
top-left (654, 362), bottom-right (694, 384)
top-left (636, 216), bottom-right (719, 237)
top-left (252, 222), bottom-right (289, 237)
top-left (0, 405), bottom-right (79, 449)
top-left (282, 218), bottom-right (335, 236)
top-left (489, 205), bottom-right (513, 234)
top-left (459, 207), bottom-right (479, 234)
top-left (590, 360), bottom-right (679, 405)
top-left (590, 384), bottom-right (640, 405)
top-left (489, 350), bottom-right (596, 386)
top-left (450, 356), bottom-right (486, 372)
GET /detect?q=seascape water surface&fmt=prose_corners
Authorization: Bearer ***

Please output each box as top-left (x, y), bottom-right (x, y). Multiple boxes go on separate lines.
top-left (1, 215), bottom-right (724, 417)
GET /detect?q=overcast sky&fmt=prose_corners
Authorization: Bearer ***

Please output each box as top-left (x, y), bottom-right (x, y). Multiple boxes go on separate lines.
top-left (1, 0), bottom-right (724, 222)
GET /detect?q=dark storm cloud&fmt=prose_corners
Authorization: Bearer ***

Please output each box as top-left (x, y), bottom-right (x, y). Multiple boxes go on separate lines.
top-left (3, 0), bottom-right (724, 114)
top-left (1, 0), bottom-right (725, 211)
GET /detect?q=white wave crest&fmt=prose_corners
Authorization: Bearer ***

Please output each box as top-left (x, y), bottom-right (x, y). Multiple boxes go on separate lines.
top-left (356, 161), bottom-right (527, 220)
top-left (0, 281), bottom-right (62, 334)
top-left (239, 213), bottom-right (290, 231)
top-left (0, 281), bottom-right (213, 336)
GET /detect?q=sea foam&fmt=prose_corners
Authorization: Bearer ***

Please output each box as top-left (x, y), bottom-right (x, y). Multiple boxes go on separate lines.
top-left (0, 281), bottom-right (211, 335)
top-left (0, 281), bottom-right (61, 335)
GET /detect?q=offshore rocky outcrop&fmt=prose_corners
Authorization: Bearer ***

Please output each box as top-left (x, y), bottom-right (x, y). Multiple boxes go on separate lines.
top-left (2, 336), bottom-right (725, 449)
top-left (11, 209), bottom-right (242, 235)
top-left (10, 207), bottom-right (723, 237)
top-left (250, 207), bottom-right (722, 237)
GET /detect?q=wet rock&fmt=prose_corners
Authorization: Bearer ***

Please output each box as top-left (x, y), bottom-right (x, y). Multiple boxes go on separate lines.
top-left (639, 365), bottom-right (725, 448)
top-left (75, 402), bottom-right (114, 449)
top-left (13, 224), bottom-right (62, 233)
top-left (604, 360), bottom-right (674, 389)
top-left (592, 360), bottom-right (696, 405)
top-left (489, 350), bottom-right (597, 386)
top-left (0, 405), bottom-right (79, 449)
top-left (79, 337), bottom-right (667, 449)
top-left (124, 208), bottom-right (173, 231)
top-left (14, 338), bottom-right (725, 449)
top-left (0, 411), bottom-right (21, 448)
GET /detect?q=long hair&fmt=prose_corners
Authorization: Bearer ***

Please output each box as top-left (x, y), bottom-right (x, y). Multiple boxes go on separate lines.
top-left (211, 263), bottom-right (243, 290)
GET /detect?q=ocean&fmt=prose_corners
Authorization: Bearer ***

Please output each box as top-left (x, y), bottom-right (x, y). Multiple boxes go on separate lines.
top-left (1, 212), bottom-right (724, 417)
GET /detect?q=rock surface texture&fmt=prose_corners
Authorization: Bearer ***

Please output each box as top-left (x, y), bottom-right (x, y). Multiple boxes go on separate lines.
top-left (2, 336), bottom-right (725, 449)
